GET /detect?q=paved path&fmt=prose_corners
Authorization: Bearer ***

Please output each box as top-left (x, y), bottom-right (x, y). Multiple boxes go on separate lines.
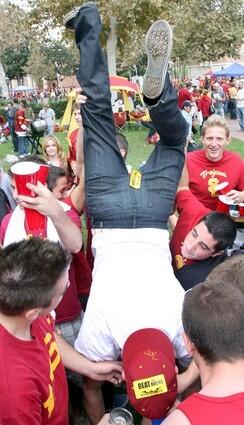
top-left (225, 117), bottom-right (244, 142)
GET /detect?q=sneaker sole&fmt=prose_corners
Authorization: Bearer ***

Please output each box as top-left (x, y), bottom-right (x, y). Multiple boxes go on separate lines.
top-left (143, 20), bottom-right (172, 99)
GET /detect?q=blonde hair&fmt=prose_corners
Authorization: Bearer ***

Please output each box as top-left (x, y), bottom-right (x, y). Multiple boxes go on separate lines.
top-left (43, 99), bottom-right (49, 108)
top-left (202, 114), bottom-right (230, 139)
top-left (42, 135), bottom-right (67, 171)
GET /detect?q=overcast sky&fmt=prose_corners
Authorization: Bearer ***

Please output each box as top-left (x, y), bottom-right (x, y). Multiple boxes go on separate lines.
top-left (9, 0), bottom-right (30, 10)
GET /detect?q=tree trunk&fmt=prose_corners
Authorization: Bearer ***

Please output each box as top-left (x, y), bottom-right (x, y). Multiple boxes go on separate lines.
top-left (0, 62), bottom-right (9, 97)
top-left (106, 15), bottom-right (117, 76)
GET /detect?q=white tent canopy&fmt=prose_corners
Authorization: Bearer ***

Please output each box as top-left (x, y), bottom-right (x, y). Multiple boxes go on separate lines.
top-left (12, 85), bottom-right (35, 92)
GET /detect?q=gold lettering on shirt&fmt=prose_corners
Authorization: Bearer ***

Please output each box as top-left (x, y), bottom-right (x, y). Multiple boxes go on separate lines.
top-left (44, 332), bottom-right (52, 345)
top-left (199, 169), bottom-right (227, 198)
top-left (49, 340), bottom-right (61, 373)
top-left (43, 331), bottom-right (62, 417)
top-left (208, 177), bottom-right (219, 197)
top-left (200, 169), bottom-right (227, 179)
top-left (43, 384), bottom-right (55, 418)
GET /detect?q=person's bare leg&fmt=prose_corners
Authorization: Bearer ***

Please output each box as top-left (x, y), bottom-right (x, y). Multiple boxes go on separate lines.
top-left (83, 377), bottom-right (105, 425)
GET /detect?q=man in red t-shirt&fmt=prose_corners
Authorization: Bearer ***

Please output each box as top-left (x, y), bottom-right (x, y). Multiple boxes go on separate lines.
top-left (0, 165), bottom-right (87, 398)
top-left (178, 82), bottom-right (193, 109)
top-left (0, 238), bottom-right (122, 425)
top-left (170, 164), bottom-right (236, 290)
top-left (198, 89), bottom-right (212, 123)
top-left (187, 114), bottom-right (244, 210)
top-left (15, 101), bottom-right (30, 156)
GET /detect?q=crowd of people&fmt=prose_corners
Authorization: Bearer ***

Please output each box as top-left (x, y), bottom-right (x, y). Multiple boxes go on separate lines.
top-left (0, 87), bottom-right (75, 149)
top-left (0, 3), bottom-right (244, 425)
top-left (8, 85), bottom-right (77, 103)
top-left (2, 98), bottom-right (56, 157)
top-left (111, 73), bottom-right (244, 147)
top-left (176, 77), bottom-right (244, 134)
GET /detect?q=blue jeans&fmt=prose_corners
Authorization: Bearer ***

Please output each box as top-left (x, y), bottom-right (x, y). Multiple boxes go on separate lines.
top-left (9, 119), bottom-right (18, 152)
top-left (215, 107), bottom-right (225, 117)
top-left (237, 107), bottom-right (244, 130)
top-left (229, 98), bottom-right (237, 119)
top-left (75, 4), bottom-right (188, 229)
top-left (18, 136), bottom-right (29, 155)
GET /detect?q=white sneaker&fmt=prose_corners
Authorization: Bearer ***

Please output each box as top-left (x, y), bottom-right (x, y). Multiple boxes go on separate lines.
top-left (143, 20), bottom-right (172, 99)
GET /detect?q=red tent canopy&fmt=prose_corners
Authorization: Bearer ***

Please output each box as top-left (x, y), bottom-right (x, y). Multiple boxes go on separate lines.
top-left (109, 76), bottom-right (139, 93)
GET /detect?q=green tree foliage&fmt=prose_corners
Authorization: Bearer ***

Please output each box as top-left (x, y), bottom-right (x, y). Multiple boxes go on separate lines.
top-left (0, 2), bottom-right (79, 87)
top-left (27, 0), bottom-right (173, 74)
top-left (171, 0), bottom-right (244, 63)
top-left (24, 40), bottom-right (79, 87)
top-left (26, 0), bottom-right (244, 74)
top-left (44, 40), bottom-right (79, 77)
top-left (0, 3), bottom-right (33, 85)
top-left (0, 3), bottom-right (27, 49)
top-left (1, 42), bottom-right (30, 82)
top-left (3, 0), bottom-right (244, 81)
top-left (24, 42), bottom-right (55, 87)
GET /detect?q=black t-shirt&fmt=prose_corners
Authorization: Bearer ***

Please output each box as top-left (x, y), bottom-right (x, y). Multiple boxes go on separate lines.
top-left (175, 255), bottom-right (228, 291)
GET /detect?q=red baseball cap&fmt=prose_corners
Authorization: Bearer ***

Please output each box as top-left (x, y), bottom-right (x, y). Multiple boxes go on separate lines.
top-left (122, 328), bottom-right (177, 419)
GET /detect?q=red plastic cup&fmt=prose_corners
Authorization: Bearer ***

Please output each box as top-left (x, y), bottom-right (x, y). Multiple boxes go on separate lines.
top-left (10, 162), bottom-right (48, 238)
top-left (239, 204), bottom-right (244, 217)
top-left (37, 164), bottom-right (49, 184)
top-left (217, 181), bottom-right (229, 195)
top-left (11, 162), bottom-right (40, 197)
top-left (216, 183), bottom-right (230, 214)
top-left (216, 194), bottom-right (231, 214)
top-left (216, 199), bottom-right (229, 213)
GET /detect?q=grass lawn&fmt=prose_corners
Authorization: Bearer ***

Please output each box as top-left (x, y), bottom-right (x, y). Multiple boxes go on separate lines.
top-left (0, 126), bottom-right (243, 172)
top-left (226, 138), bottom-right (244, 157)
top-left (0, 127), bottom-right (154, 171)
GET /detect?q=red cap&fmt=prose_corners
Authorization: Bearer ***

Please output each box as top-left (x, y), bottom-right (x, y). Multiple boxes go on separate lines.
top-left (122, 328), bottom-right (177, 419)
